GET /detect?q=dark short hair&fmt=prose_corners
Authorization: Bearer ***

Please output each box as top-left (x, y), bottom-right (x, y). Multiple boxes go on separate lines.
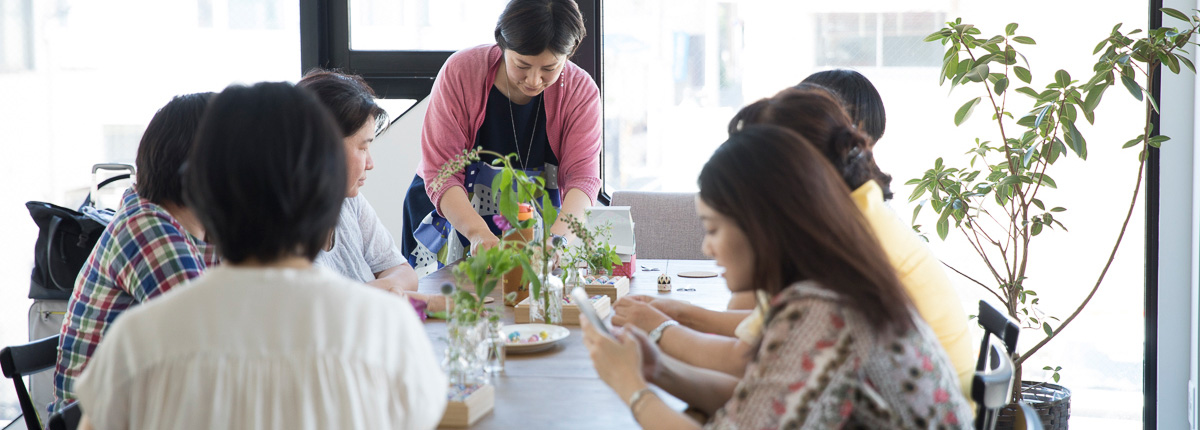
top-left (494, 0), bottom-right (586, 56)
top-left (184, 82), bottom-right (347, 264)
top-left (297, 69), bottom-right (388, 137)
top-left (729, 86), bottom-right (894, 200)
top-left (134, 92), bottom-right (214, 205)
top-left (800, 69), bottom-right (886, 142)
top-left (698, 124), bottom-right (914, 332)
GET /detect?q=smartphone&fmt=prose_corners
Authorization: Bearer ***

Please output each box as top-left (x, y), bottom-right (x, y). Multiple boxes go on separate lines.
top-left (570, 287), bottom-right (613, 338)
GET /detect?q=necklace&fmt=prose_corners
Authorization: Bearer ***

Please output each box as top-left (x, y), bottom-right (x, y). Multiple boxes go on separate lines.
top-left (503, 66), bottom-right (542, 171)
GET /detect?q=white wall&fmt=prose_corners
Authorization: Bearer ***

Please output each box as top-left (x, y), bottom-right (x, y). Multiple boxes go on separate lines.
top-left (1159, 1), bottom-right (1199, 428)
top-left (366, 97), bottom-right (429, 243)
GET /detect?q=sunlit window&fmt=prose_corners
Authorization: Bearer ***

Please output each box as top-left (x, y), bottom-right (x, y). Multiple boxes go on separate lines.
top-left (349, 0), bottom-right (507, 51)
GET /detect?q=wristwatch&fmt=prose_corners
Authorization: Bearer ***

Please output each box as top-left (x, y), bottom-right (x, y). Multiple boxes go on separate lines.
top-left (648, 320), bottom-right (680, 344)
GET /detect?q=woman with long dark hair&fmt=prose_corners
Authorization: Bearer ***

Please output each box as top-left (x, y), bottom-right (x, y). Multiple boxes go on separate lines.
top-left (401, 0), bottom-right (601, 275)
top-left (612, 86), bottom-right (975, 399)
top-left (584, 125), bottom-right (970, 429)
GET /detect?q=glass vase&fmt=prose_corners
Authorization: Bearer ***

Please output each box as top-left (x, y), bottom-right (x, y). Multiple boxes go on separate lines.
top-left (528, 273), bottom-right (564, 324)
top-left (484, 317), bottom-right (505, 376)
top-left (444, 314), bottom-right (489, 387)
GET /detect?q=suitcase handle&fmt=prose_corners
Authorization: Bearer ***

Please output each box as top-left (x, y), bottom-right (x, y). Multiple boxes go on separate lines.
top-left (85, 164), bottom-right (135, 209)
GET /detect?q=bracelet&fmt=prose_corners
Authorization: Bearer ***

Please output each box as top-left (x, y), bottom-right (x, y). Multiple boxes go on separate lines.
top-left (648, 320), bottom-right (680, 344)
top-left (628, 387), bottom-right (655, 417)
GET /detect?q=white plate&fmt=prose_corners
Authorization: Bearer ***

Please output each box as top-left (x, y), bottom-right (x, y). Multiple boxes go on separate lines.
top-left (502, 324), bottom-right (570, 354)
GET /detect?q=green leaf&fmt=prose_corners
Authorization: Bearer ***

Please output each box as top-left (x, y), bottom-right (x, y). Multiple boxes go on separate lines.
top-left (954, 97), bottom-right (982, 126)
top-left (1031, 173), bottom-right (1057, 188)
top-left (924, 30), bottom-right (947, 42)
top-left (1014, 66), bottom-right (1032, 84)
top-left (1063, 121), bottom-right (1088, 160)
top-left (1034, 105), bottom-right (1052, 128)
top-left (1051, 207), bottom-right (1066, 212)
top-left (1148, 135), bottom-right (1171, 148)
top-left (1032, 222), bottom-right (1043, 236)
top-left (1121, 75), bottom-right (1143, 101)
top-left (1147, 92), bottom-right (1160, 114)
top-left (1043, 322), bottom-right (1053, 336)
top-left (1161, 7), bottom-right (1190, 22)
top-left (1083, 84), bottom-right (1106, 113)
top-left (1123, 135), bottom-right (1145, 149)
top-left (1015, 86), bottom-right (1040, 99)
top-left (994, 77), bottom-right (1009, 94)
top-left (1032, 198), bottom-right (1045, 210)
top-left (1054, 69), bottom-right (1072, 88)
top-left (965, 63), bottom-right (990, 83)
top-left (1005, 23), bottom-right (1019, 36)
top-left (1012, 35), bottom-right (1037, 44)
top-left (936, 210), bottom-right (951, 240)
top-left (1179, 55), bottom-right (1197, 74)
top-left (1053, 373), bottom-right (1060, 383)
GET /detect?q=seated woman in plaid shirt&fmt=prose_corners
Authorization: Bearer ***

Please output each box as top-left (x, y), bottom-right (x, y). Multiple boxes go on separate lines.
top-left (52, 93), bottom-right (220, 410)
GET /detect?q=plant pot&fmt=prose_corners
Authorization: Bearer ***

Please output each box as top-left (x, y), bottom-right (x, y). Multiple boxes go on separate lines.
top-left (996, 381), bottom-right (1071, 430)
top-left (501, 227), bottom-right (535, 306)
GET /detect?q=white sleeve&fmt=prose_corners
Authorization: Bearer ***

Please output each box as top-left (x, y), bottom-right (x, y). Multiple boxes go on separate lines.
top-left (73, 322), bottom-right (134, 429)
top-left (391, 304), bottom-right (448, 430)
top-left (354, 194), bottom-right (408, 274)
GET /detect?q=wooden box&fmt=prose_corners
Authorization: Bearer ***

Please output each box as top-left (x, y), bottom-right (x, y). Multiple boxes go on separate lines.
top-left (582, 275), bottom-right (630, 303)
top-left (514, 294), bottom-right (611, 325)
top-left (439, 383), bottom-right (495, 428)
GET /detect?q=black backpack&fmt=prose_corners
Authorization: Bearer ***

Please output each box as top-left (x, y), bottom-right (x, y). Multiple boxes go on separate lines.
top-left (26, 173), bottom-right (131, 300)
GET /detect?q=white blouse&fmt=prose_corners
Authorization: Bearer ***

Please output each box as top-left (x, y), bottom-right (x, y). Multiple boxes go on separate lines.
top-left (75, 265), bottom-right (447, 430)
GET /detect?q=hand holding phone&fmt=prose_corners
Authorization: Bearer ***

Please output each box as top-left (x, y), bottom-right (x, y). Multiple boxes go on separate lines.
top-left (571, 287), bottom-right (613, 338)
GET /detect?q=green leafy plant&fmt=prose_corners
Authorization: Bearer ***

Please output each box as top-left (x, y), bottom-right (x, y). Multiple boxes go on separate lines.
top-left (434, 244), bottom-right (526, 322)
top-left (910, 13), bottom-right (1199, 393)
top-left (434, 148), bottom-right (561, 313)
top-left (562, 212), bottom-right (623, 276)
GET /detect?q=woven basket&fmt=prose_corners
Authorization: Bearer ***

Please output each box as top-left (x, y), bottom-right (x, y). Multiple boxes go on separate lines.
top-left (996, 381), bottom-right (1072, 430)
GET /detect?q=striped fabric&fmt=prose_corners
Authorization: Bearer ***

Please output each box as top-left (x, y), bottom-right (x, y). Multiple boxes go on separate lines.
top-left (52, 188), bottom-right (218, 411)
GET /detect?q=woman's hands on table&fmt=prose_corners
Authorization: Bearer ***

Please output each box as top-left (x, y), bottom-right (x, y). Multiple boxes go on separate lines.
top-left (612, 296), bottom-right (674, 333)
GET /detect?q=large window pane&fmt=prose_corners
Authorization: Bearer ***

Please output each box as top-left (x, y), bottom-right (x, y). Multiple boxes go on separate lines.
top-left (603, 1), bottom-right (1147, 426)
top-left (349, 0), bottom-right (507, 51)
top-left (0, 0), bottom-right (300, 420)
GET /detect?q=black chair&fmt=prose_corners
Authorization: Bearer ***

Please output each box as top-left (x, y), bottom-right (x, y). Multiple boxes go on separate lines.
top-left (46, 401), bottom-right (81, 430)
top-left (973, 335), bottom-right (1015, 430)
top-left (1, 335), bottom-right (60, 430)
top-left (972, 300), bottom-right (1046, 430)
top-left (973, 301), bottom-right (1019, 430)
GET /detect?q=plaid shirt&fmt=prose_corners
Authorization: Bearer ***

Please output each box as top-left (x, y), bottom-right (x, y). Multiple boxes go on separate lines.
top-left (53, 189), bottom-right (219, 409)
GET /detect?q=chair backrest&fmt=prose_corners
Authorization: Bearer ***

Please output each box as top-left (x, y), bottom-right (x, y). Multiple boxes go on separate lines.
top-left (1, 335), bottom-right (60, 430)
top-left (973, 335), bottom-right (1015, 430)
top-left (47, 401), bottom-right (82, 430)
top-left (976, 300), bottom-right (1019, 369)
top-left (608, 191), bottom-right (706, 260)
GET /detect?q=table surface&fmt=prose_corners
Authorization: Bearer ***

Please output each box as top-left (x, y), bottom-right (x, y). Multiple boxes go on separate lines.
top-left (417, 259), bottom-right (729, 430)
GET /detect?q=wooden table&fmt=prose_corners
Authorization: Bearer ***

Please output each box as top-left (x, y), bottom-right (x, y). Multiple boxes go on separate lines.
top-left (417, 259), bottom-right (729, 430)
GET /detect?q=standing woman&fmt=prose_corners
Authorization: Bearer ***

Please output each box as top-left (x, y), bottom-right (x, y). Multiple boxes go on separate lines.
top-left (402, 0), bottom-right (601, 274)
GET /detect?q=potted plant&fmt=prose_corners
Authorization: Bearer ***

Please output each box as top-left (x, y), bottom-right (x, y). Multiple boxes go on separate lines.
top-left (562, 212), bottom-right (623, 277)
top-left (432, 149), bottom-right (564, 323)
top-left (909, 12), bottom-right (1199, 428)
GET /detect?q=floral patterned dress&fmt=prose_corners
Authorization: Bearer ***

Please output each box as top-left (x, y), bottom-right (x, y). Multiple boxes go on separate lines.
top-left (708, 281), bottom-right (973, 429)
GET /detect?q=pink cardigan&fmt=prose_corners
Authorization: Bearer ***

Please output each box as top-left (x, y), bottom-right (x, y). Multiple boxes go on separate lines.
top-left (417, 44), bottom-right (603, 214)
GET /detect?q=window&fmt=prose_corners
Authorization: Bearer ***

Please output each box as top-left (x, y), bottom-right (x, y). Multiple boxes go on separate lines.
top-left (815, 12), bottom-right (944, 68)
top-left (0, 0), bottom-right (300, 420)
top-left (0, 0), bottom-right (33, 72)
top-left (348, 0), bottom-right (507, 51)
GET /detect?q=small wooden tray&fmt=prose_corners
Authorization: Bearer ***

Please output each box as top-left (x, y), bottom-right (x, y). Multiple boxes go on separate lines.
top-left (439, 383), bottom-right (495, 428)
top-left (514, 294), bottom-right (611, 325)
top-left (582, 275), bottom-right (630, 303)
